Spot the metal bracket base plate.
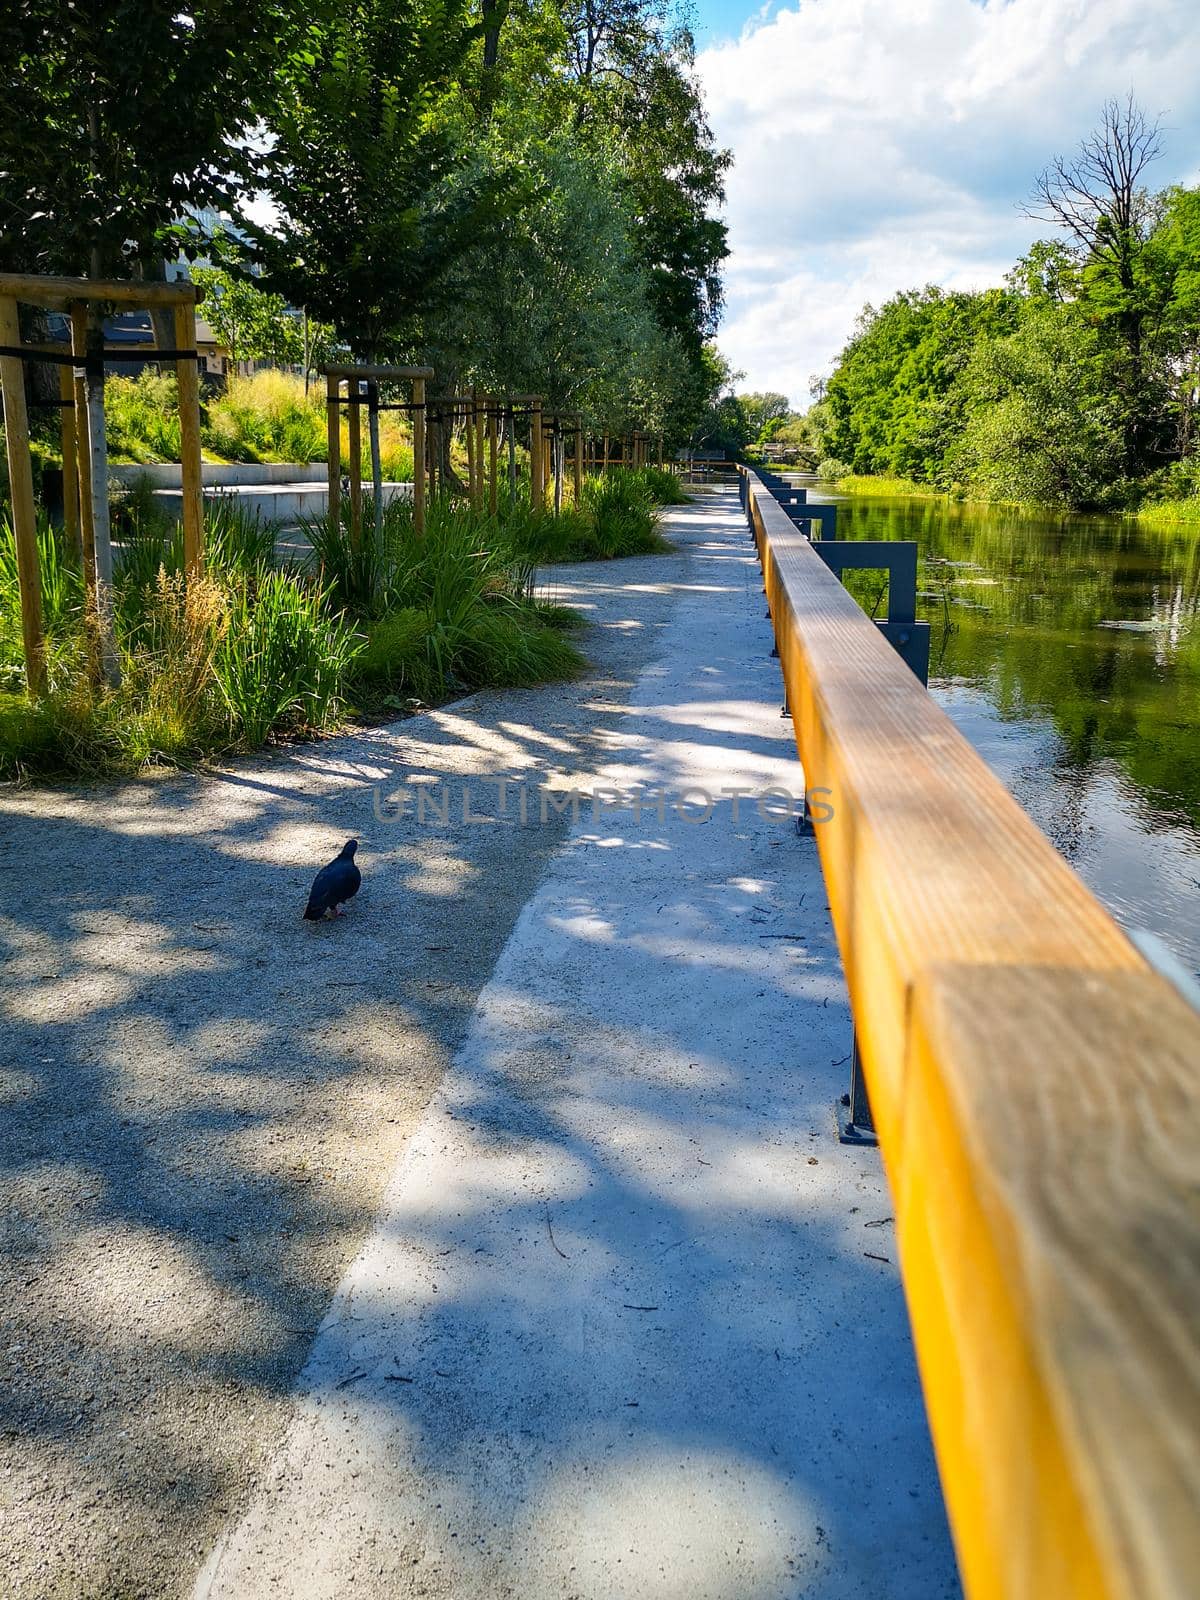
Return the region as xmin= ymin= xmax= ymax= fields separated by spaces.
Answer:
xmin=836 ymin=1096 xmax=879 ymax=1147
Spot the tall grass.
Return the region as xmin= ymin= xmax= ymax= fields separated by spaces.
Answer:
xmin=0 ymin=515 xmax=87 ymax=693
xmin=104 ymin=368 xmax=416 ymax=476
xmin=104 ymin=371 xmax=183 ymax=464
xmin=213 ymin=570 xmax=363 ymax=746
xmin=580 ymin=471 xmax=667 ymax=557
xmin=0 ymin=487 xmax=587 ymax=777
xmin=203 ymin=370 xmax=327 ymax=464
xmin=632 ymin=465 xmax=689 ymax=506
xmin=311 ymin=498 xmax=584 ymax=708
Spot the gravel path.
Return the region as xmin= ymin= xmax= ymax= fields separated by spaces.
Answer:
xmin=197 ymin=489 xmax=956 ymax=1600
xmin=0 ymin=519 xmax=702 ymax=1599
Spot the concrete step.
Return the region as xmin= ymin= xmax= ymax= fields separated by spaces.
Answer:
xmin=110 ymin=461 xmax=328 ymax=489
xmin=150 ymin=480 xmax=414 ymax=524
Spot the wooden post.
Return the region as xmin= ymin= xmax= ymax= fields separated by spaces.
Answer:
xmin=487 ymin=394 xmax=498 ymax=516
xmin=58 ymin=363 xmax=80 ymax=558
xmin=0 ymin=297 xmax=46 ymax=697
xmin=367 ymin=381 xmax=383 ymax=544
xmin=412 ymin=375 xmax=426 ymax=536
xmin=574 ymin=416 xmax=583 ymax=506
xmin=475 ymin=388 xmax=486 ymax=512
xmin=69 ymin=307 xmax=97 ymax=615
xmin=325 ymin=372 xmax=341 ymax=530
xmin=552 ymin=423 xmax=563 ymax=516
xmin=347 ymin=380 xmax=362 ymax=548
xmin=173 ymin=301 xmax=204 ymax=576
xmin=507 ymin=401 xmax=517 ymax=501
xmin=82 ymin=318 xmax=120 ymax=687
xmin=465 ymin=392 xmax=477 ymax=509
xmin=602 ymin=433 xmax=609 ymax=473
xmin=530 ymin=399 xmax=543 ymax=512
xmin=658 ymin=436 xmax=664 ymax=469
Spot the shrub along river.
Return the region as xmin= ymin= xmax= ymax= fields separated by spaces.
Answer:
xmin=800 ymin=482 xmax=1200 ymax=979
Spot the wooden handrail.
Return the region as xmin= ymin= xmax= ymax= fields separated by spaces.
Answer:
xmin=740 ymin=467 xmax=1200 ymax=1600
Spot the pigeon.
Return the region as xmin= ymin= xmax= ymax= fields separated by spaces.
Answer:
xmin=304 ymin=839 xmax=361 ymax=920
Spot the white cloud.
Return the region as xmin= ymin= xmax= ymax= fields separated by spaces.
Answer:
xmin=697 ymin=0 xmax=1200 ymax=404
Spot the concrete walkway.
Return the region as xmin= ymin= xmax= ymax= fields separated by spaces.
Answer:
xmin=196 ymin=490 xmax=960 ymax=1599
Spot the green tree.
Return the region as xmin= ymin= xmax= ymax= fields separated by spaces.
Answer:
xmin=475 ymin=0 xmax=729 ymax=420
xmin=191 ymin=263 xmax=336 ymax=373
xmin=0 ymin=0 xmax=302 ymax=277
xmin=740 ymin=392 xmax=792 ymax=442
xmin=1028 ymin=96 xmax=1165 ymax=470
xmin=1144 ymin=186 xmax=1200 ymax=461
xmin=823 ymin=286 xmax=1016 ymax=482
xmin=950 ymin=299 xmax=1126 ymax=507
xmin=252 ymin=0 xmax=516 ymax=357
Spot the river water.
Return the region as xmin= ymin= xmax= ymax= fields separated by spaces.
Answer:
xmin=794 ymin=480 xmax=1200 ymax=979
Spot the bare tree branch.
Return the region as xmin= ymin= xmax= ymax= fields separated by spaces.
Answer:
xmin=1025 ymin=93 xmax=1163 ymax=274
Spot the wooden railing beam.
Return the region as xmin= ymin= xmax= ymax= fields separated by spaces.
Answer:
xmin=740 ymin=466 xmax=1200 ymax=1600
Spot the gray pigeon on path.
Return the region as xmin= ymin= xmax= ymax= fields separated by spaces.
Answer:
xmin=304 ymin=839 xmax=361 ymax=920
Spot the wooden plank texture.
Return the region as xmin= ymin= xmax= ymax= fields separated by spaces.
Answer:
xmin=0 ymin=297 xmax=46 ymax=695
xmin=318 ymin=363 xmax=434 ymax=380
xmin=0 ymin=271 xmax=200 ymax=309
xmin=742 ymin=469 xmax=1200 ymax=1600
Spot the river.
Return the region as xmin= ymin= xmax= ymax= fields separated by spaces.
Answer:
xmin=794 ymin=479 xmax=1200 ymax=979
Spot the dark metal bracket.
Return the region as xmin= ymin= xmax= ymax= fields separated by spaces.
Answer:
xmin=836 ymin=1039 xmax=878 ymax=1146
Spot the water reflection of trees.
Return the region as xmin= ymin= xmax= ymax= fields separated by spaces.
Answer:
xmin=837 ymin=497 xmax=1200 ymax=826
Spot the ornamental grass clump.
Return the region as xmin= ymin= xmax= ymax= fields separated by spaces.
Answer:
xmin=581 ymin=470 xmax=667 ymax=557
xmin=213 ymin=570 xmax=363 ymax=748
xmin=309 ymin=497 xmax=584 ymax=708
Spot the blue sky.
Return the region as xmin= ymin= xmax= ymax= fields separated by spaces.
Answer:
xmin=693 ymin=0 xmax=1200 ymax=404
xmin=689 ymin=0 xmax=768 ymax=47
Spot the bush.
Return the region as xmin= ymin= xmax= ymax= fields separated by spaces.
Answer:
xmin=105 ymin=371 xmax=183 ymax=463
xmin=355 ymin=607 xmax=443 ymax=705
xmin=581 ymin=471 xmax=667 ymax=557
xmin=308 ymin=498 xmax=584 ymax=709
xmin=204 ymin=370 xmax=327 ymax=464
xmin=632 ymin=465 xmax=688 ymax=505
xmin=213 ymin=569 xmax=364 ymax=747
xmin=102 ymin=368 xmax=416 ymax=473
xmin=816 ymin=457 xmax=852 ymax=483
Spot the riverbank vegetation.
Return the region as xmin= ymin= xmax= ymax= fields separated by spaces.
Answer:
xmin=813 ymin=103 xmax=1200 ymax=515
xmin=745 ymin=101 xmax=1200 ymax=521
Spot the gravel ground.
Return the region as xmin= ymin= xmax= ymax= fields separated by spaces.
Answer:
xmin=0 ymin=511 xmax=708 ymax=1600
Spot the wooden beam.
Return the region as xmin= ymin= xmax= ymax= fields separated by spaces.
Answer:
xmin=573 ymin=414 xmax=583 ymax=506
xmin=465 ymin=390 xmax=478 ymax=510
xmin=69 ymin=307 xmax=98 ymax=640
xmin=173 ymin=302 xmax=204 ymax=576
xmin=0 ymin=271 xmax=201 ymax=310
xmin=743 ymin=467 xmax=1200 ymax=1600
xmin=325 ymin=373 xmax=341 ymax=532
xmin=0 ymin=297 xmax=46 ymax=697
xmin=319 ymin=363 xmax=434 ymax=381
xmin=474 ymin=387 xmax=486 ymax=512
xmin=412 ymin=376 xmax=426 ymax=536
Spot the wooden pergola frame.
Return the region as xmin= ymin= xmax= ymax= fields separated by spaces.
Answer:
xmin=0 ymin=271 xmax=206 ymax=696
xmin=320 ymin=364 xmax=433 ymax=539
